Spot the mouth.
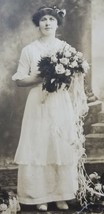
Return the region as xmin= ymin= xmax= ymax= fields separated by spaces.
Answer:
xmin=45 ymin=28 xmax=52 ymax=30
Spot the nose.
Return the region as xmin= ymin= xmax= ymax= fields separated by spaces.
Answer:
xmin=45 ymin=19 xmax=50 ymax=26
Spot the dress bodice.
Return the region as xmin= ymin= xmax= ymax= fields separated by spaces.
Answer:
xmin=12 ymin=38 xmax=65 ymax=81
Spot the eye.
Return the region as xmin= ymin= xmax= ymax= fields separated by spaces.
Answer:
xmin=50 ymin=17 xmax=55 ymax=21
xmin=40 ymin=17 xmax=47 ymax=22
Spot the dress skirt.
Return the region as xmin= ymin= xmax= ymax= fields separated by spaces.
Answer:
xmin=18 ymin=164 xmax=78 ymax=204
xmin=15 ymin=85 xmax=79 ymax=204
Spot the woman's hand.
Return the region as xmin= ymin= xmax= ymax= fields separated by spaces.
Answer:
xmin=16 ymin=74 xmax=42 ymax=87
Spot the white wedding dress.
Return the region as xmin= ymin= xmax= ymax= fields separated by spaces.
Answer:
xmin=12 ymin=38 xmax=88 ymax=204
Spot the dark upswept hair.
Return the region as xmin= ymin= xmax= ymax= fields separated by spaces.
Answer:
xmin=32 ymin=6 xmax=65 ymax=27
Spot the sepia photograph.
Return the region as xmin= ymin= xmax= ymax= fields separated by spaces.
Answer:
xmin=0 ymin=0 xmax=104 ymax=213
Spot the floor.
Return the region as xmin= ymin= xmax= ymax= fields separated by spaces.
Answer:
xmin=1 ymin=199 xmax=104 ymax=213
xmin=19 ymin=201 xmax=104 ymax=214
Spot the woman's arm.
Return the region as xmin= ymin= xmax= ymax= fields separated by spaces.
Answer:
xmin=16 ymin=75 xmax=42 ymax=87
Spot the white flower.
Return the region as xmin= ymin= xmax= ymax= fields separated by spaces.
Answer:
xmin=73 ymin=55 xmax=78 ymax=61
xmin=82 ymin=60 xmax=89 ymax=73
xmin=71 ymin=60 xmax=78 ymax=68
xmin=51 ymin=78 xmax=55 ymax=83
xmin=51 ymin=55 xmax=58 ymax=63
xmin=45 ymin=53 xmax=52 ymax=58
xmin=64 ymin=44 xmax=71 ymax=51
xmin=70 ymin=47 xmax=77 ymax=54
xmin=59 ymin=57 xmax=69 ymax=65
xmin=65 ymin=69 xmax=71 ymax=76
xmin=60 ymin=9 xmax=66 ymax=17
xmin=77 ymin=51 xmax=83 ymax=58
xmin=64 ymin=50 xmax=71 ymax=58
xmin=94 ymin=183 xmax=102 ymax=192
xmin=55 ymin=63 xmax=65 ymax=74
xmin=0 ymin=204 xmax=8 ymax=211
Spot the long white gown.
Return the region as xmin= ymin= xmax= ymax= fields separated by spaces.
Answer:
xmin=12 ymin=38 xmax=88 ymax=204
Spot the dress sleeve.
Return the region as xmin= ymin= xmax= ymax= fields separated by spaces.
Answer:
xmin=12 ymin=47 xmax=31 ymax=81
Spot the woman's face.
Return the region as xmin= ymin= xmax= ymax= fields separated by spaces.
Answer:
xmin=39 ymin=15 xmax=58 ymax=36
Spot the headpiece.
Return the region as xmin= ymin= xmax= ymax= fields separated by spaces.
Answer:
xmin=40 ymin=6 xmax=66 ymax=17
xmin=32 ymin=5 xmax=66 ymax=26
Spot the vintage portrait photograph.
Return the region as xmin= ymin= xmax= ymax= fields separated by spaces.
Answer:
xmin=0 ymin=0 xmax=104 ymax=213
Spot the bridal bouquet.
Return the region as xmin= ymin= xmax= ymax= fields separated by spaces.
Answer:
xmin=38 ymin=43 xmax=89 ymax=92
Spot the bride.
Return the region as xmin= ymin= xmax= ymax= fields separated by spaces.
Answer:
xmin=12 ymin=5 xmax=89 ymax=211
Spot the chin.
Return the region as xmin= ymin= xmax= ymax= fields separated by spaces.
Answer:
xmin=42 ymin=29 xmax=56 ymax=36
xmin=44 ymin=32 xmax=54 ymax=36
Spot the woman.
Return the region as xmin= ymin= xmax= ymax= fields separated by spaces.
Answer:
xmin=12 ymin=6 xmax=89 ymax=211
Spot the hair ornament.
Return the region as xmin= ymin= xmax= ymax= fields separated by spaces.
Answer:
xmin=53 ymin=6 xmax=66 ymax=17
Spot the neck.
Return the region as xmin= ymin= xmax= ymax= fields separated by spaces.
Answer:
xmin=39 ymin=34 xmax=56 ymax=43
